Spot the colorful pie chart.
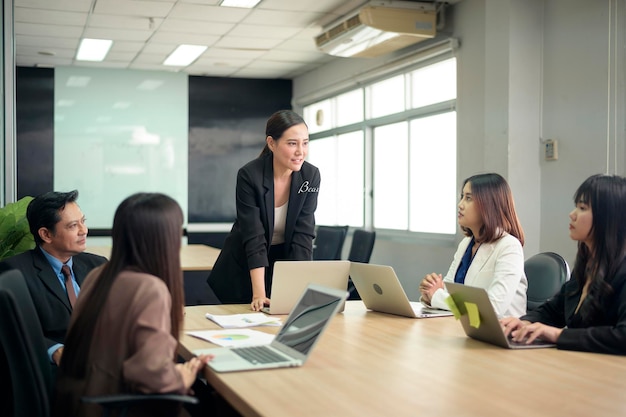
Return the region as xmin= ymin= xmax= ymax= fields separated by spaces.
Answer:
xmin=213 ymin=334 xmax=250 ymax=341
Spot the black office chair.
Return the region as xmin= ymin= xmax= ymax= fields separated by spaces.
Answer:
xmin=346 ymin=229 xmax=376 ymax=300
xmin=0 ymin=269 xmax=197 ymax=417
xmin=524 ymin=252 xmax=570 ymax=311
xmin=348 ymin=229 xmax=376 ymax=264
xmin=313 ymin=225 xmax=349 ymax=260
xmin=0 ymin=269 xmax=54 ymax=417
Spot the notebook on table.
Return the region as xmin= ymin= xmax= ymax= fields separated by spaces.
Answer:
xmin=445 ymin=282 xmax=555 ymax=349
xmin=196 ymin=284 xmax=349 ymax=373
xmin=262 ymin=260 xmax=350 ymax=315
xmin=349 ymin=263 xmax=453 ymax=318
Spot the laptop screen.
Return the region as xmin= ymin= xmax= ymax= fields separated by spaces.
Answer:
xmin=274 ymin=287 xmax=344 ymax=355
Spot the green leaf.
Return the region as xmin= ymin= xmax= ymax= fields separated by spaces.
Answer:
xmin=0 ymin=196 xmax=35 ymax=261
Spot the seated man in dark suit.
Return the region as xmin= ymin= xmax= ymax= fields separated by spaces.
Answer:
xmin=0 ymin=190 xmax=107 ymax=366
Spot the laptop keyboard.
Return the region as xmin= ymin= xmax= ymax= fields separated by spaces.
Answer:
xmin=231 ymin=346 xmax=289 ymax=364
xmin=507 ymin=336 xmax=552 ymax=347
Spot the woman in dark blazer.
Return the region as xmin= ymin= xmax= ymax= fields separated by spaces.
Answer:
xmin=502 ymin=174 xmax=626 ymax=355
xmin=208 ymin=110 xmax=320 ymax=310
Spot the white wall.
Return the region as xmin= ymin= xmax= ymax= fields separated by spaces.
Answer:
xmin=540 ymin=0 xmax=626 ymax=266
xmin=293 ymin=0 xmax=626 ymax=297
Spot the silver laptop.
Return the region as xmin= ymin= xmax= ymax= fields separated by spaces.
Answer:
xmin=196 ymin=284 xmax=348 ymax=372
xmin=262 ymin=260 xmax=350 ymax=315
xmin=349 ymin=263 xmax=453 ymax=318
xmin=445 ymin=282 xmax=555 ymax=349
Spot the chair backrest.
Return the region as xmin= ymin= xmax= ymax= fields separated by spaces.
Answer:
xmin=525 ymin=252 xmax=570 ymax=311
xmin=0 ymin=269 xmax=53 ymax=417
xmin=313 ymin=226 xmax=348 ymax=260
xmin=347 ymin=229 xmax=376 ymax=263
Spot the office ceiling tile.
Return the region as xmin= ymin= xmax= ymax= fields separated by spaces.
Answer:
xmin=228 ymin=23 xmax=302 ymax=39
xmin=243 ymin=9 xmax=325 ymax=27
xmin=93 ymin=0 xmax=175 ymax=17
xmin=149 ymin=31 xmax=220 ymax=45
xmin=14 ymin=9 xmax=87 ymax=26
xmin=17 ymin=0 xmax=92 ymax=13
xmin=16 ymin=22 xmax=83 ymax=38
xmin=201 ymin=47 xmax=266 ymax=60
xmin=83 ymin=27 xmax=154 ymax=42
xmin=213 ymin=36 xmax=281 ymax=50
xmin=109 ymin=41 xmax=146 ymax=53
xmin=14 ymin=0 xmax=455 ymax=79
xmin=169 ymin=3 xmax=251 ymax=22
xmin=159 ymin=18 xmax=235 ymax=35
xmin=88 ymin=15 xmax=164 ymax=31
xmin=17 ymin=45 xmax=76 ymax=59
xmin=16 ymin=35 xmax=80 ymax=49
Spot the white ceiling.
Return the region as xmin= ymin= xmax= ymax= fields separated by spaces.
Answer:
xmin=13 ymin=0 xmax=381 ymax=79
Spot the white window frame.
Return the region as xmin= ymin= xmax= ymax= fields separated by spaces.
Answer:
xmin=304 ymin=50 xmax=457 ymax=241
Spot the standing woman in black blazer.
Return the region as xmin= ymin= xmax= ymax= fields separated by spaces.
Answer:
xmin=208 ymin=110 xmax=320 ymax=310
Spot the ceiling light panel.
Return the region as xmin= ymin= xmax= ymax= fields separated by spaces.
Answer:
xmin=163 ymin=44 xmax=208 ymax=66
xmin=220 ymin=0 xmax=262 ymax=9
xmin=76 ymin=38 xmax=113 ymax=61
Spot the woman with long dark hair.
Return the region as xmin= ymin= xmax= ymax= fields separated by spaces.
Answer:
xmin=208 ymin=110 xmax=320 ymax=311
xmin=503 ymin=174 xmax=626 ymax=354
xmin=419 ymin=173 xmax=527 ymax=317
xmin=55 ymin=193 xmax=209 ymax=416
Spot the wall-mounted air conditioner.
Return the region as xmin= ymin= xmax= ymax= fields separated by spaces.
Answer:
xmin=315 ymin=1 xmax=437 ymax=58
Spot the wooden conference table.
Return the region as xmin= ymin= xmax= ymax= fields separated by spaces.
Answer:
xmin=86 ymin=244 xmax=220 ymax=271
xmin=179 ymin=302 xmax=626 ymax=417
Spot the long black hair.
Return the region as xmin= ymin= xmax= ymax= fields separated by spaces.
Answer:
xmin=59 ymin=193 xmax=184 ymax=378
xmin=571 ymin=174 xmax=626 ymax=323
xmin=259 ymin=110 xmax=307 ymax=157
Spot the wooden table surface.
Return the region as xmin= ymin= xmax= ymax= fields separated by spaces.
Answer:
xmin=179 ymin=302 xmax=626 ymax=417
xmin=86 ymin=244 xmax=220 ymax=271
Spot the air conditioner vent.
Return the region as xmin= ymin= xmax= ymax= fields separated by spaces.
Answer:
xmin=315 ymin=1 xmax=437 ymax=58
xmin=345 ymin=15 xmax=362 ymax=31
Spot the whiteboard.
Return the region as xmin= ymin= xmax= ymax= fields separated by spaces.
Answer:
xmin=54 ymin=67 xmax=188 ymax=228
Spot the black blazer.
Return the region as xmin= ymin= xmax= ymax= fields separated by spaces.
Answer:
xmin=208 ymin=153 xmax=320 ymax=303
xmin=0 ymin=247 xmax=107 ymax=350
xmin=522 ymin=259 xmax=626 ymax=355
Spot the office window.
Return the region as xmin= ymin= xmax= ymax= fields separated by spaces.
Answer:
xmin=307 ymin=131 xmax=364 ymax=227
xmin=410 ymin=58 xmax=457 ymax=109
xmin=307 ymin=136 xmax=335 ymax=225
xmin=368 ymin=74 xmax=405 ymax=118
xmin=305 ymin=56 xmax=457 ymax=235
xmin=409 ymin=112 xmax=457 ymax=234
xmin=373 ymin=122 xmax=408 ymax=229
xmin=336 ymin=89 xmax=364 ymax=127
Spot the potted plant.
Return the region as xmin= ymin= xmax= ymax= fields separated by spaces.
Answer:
xmin=0 ymin=196 xmax=35 ymax=261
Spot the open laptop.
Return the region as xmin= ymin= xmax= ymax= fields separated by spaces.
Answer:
xmin=349 ymin=263 xmax=453 ymax=318
xmin=196 ymin=284 xmax=348 ymax=372
xmin=445 ymin=282 xmax=555 ymax=349
xmin=262 ymin=260 xmax=350 ymax=315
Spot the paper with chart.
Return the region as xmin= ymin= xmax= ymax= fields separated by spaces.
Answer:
xmin=187 ymin=329 xmax=275 ymax=347
xmin=205 ymin=312 xmax=282 ymax=328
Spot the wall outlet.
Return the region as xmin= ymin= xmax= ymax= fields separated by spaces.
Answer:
xmin=545 ymin=139 xmax=558 ymax=161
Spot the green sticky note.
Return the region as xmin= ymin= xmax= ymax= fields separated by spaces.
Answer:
xmin=444 ymin=296 xmax=461 ymax=319
xmin=465 ymin=302 xmax=481 ymax=328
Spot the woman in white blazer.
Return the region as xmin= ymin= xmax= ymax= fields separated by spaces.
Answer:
xmin=419 ymin=173 xmax=527 ymax=317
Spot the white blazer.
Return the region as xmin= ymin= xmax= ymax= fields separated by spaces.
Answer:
xmin=430 ymin=233 xmax=527 ymax=317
